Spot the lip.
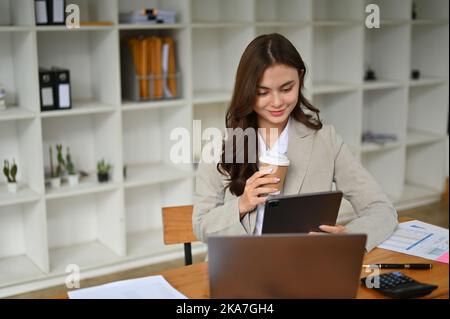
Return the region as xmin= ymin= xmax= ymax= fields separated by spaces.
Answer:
xmin=269 ymin=109 xmax=286 ymax=117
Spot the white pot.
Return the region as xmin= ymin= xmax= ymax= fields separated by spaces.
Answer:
xmin=50 ymin=177 xmax=61 ymax=188
xmin=7 ymin=182 xmax=17 ymax=194
xmin=68 ymin=174 xmax=79 ymax=187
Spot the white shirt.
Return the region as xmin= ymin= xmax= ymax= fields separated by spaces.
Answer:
xmin=253 ymin=118 xmax=290 ymax=235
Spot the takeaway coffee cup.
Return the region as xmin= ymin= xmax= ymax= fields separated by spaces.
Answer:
xmin=258 ymin=150 xmax=290 ymax=194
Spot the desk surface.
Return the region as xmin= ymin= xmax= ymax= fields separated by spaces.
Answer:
xmin=61 ymin=218 xmax=449 ymax=299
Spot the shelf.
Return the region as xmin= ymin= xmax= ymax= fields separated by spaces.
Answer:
xmin=0 ymin=184 xmax=41 ymax=208
xmin=49 ymin=240 xmax=120 ymax=274
xmin=406 ymin=130 xmax=446 ymax=147
xmin=393 ymin=183 xmax=442 ymax=208
xmin=118 ymin=23 xmax=187 ymax=30
xmin=45 ymin=175 xmax=119 ymax=200
xmin=0 ymin=26 xmax=30 ymax=32
xmin=0 ymin=107 xmax=35 ymax=121
xmin=192 ymin=22 xmax=252 ymax=28
xmin=193 ymin=90 xmax=232 ymax=104
xmin=312 ymin=82 xmax=359 ymax=95
xmin=313 ymin=20 xmax=362 ymax=27
xmin=127 ymin=228 xmax=207 ymax=259
xmin=361 ymin=141 xmax=403 ymax=153
xmin=409 ymin=77 xmax=447 ymax=87
xmin=412 ymin=19 xmax=449 ymax=26
xmin=40 ymin=101 xmax=116 ymax=118
xmin=0 ymin=255 xmax=46 ymax=289
xmin=254 ymin=21 xmax=309 ymax=28
xmin=362 ymin=80 xmax=404 ymax=91
xmin=378 ymin=20 xmax=410 ymax=26
xmin=121 ymin=99 xmax=186 ymax=112
xmin=36 ymin=25 xmax=114 ymax=32
xmin=124 ymin=163 xmax=193 ymax=189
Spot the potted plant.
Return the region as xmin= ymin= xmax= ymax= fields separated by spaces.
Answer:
xmin=49 ymin=145 xmax=64 ymax=188
xmin=3 ymin=159 xmax=18 ymax=193
xmin=97 ymin=159 xmax=111 ymax=183
xmin=65 ymin=147 xmax=79 ymax=186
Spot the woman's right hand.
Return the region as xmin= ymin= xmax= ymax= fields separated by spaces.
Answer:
xmin=238 ymin=169 xmax=280 ymax=218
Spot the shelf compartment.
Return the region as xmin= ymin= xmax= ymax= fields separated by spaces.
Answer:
xmin=406 ymin=130 xmax=446 ymax=147
xmin=0 ymin=0 xmax=34 ymax=27
xmin=0 ymin=31 xmax=39 ymax=113
xmin=362 ymin=146 xmax=406 ymax=199
xmin=408 ymin=84 xmax=448 ymax=136
xmin=411 ymin=24 xmax=449 ymax=80
xmin=313 ymin=26 xmax=363 ymax=85
xmin=0 ymin=107 xmax=35 ymax=122
xmin=124 ymin=162 xmax=193 ymax=189
xmin=118 ymin=0 xmax=190 ymax=24
xmin=363 ymin=87 xmax=408 ymax=145
xmin=364 ymin=24 xmax=410 ymax=82
xmin=37 ymin=29 xmax=121 ymax=108
xmin=46 ymin=191 xmax=125 ymax=273
xmin=256 ymin=0 xmax=311 ymax=23
xmin=42 ymin=112 xmax=123 ymax=188
xmin=191 ymin=0 xmax=253 ymax=23
xmin=405 ymin=140 xmax=447 ymax=192
xmin=413 ymin=0 xmax=449 ymax=20
xmin=0 ymin=201 xmax=49 ymax=288
xmin=0 ymin=184 xmax=41 ymax=208
xmin=313 ymin=91 xmax=362 ymax=148
xmin=394 ymin=183 xmax=443 ymax=209
xmin=314 ymin=0 xmax=364 ymax=21
xmin=192 ymin=27 xmax=254 ymax=97
xmin=361 ymin=141 xmax=403 ymax=153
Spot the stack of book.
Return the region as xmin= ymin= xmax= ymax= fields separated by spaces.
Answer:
xmin=120 ymin=8 xmax=177 ymax=24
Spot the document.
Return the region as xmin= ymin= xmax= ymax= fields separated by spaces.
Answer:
xmin=68 ymin=275 xmax=188 ymax=299
xmin=378 ymin=220 xmax=449 ymax=263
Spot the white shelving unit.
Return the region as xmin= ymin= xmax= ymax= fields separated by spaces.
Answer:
xmin=0 ymin=0 xmax=447 ymax=297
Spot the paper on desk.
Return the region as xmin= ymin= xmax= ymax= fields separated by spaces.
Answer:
xmin=378 ymin=220 xmax=449 ymax=263
xmin=68 ymin=275 xmax=187 ymax=299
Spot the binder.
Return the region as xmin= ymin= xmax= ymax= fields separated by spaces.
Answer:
xmin=149 ymin=36 xmax=163 ymax=98
xmin=162 ymin=37 xmax=177 ymax=97
xmin=49 ymin=0 xmax=65 ymax=25
xmin=51 ymin=67 xmax=72 ymax=109
xmin=39 ymin=68 xmax=56 ymax=111
xmin=35 ymin=0 xmax=49 ymax=25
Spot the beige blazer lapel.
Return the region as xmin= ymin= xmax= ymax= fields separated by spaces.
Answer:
xmin=283 ymin=120 xmax=315 ymax=195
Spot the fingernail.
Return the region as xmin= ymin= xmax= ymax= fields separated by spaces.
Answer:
xmin=273 ymin=188 xmax=278 ymax=192
xmin=275 ymin=178 xmax=280 ymax=182
xmin=268 ymin=168 xmax=273 ymax=173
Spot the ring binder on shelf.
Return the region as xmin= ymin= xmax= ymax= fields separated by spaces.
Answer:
xmin=39 ymin=68 xmax=56 ymax=111
xmin=52 ymin=67 xmax=72 ymax=110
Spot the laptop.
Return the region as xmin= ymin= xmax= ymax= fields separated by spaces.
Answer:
xmin=208 ymin=234 xmax=367 ymax=299
xmin=262 ymin=191 xmax=343 ymax=234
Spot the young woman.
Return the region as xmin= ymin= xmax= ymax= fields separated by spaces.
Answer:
xmin=192 ymin=33 xmax=397 ymax=252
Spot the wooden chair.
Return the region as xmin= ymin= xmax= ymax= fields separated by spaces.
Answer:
xmin=162 ymin=205 xmax=198 ymax=265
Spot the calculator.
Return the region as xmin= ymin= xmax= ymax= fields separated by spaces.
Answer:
xmin=361 ymin=271 xmax=438 ymax=298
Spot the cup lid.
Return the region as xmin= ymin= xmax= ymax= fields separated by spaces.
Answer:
xmin=259 ymin=150 xmax=290 ymax=166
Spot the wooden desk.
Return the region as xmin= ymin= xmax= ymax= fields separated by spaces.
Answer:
xmin=150 ymin=247 xmax=449 ymax=299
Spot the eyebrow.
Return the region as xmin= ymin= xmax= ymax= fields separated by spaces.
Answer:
xmin=258 ymin=80 xmax=295 ymax=90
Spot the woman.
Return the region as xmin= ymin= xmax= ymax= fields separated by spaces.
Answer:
xmin=193 ymin=33 xmax=397 ymax=252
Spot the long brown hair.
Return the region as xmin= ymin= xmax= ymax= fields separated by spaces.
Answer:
xmin=217 ymin=33 xmax=322 ymax=196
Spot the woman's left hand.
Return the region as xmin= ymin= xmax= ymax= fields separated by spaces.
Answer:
xmin=309 ymin=225 xmax=347 ymax=235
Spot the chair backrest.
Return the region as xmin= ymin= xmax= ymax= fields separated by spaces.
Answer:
xmin=162 ymin=205 xmax=198 ymax=265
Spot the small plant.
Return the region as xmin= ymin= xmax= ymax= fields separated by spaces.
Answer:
xmin=3 ymin=159 xmax=17 ymax=183
xmin=97 ymin=159 xmax=111 ymax=183
xmin=3 ymin=159 xmax=18 ymax=193
xmin=65 ymin=147 xmax=76 ymax=175
xmin=56 ymin=144 xmax=65 ymax=178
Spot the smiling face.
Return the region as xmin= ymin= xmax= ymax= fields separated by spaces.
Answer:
xmin=254 ymin=64 xmax=300 ymax=130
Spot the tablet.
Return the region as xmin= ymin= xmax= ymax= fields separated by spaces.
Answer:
xmin=261 ymin=191 xmax=343 ymax=234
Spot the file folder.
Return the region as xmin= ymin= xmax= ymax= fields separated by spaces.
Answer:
xmin=149 ymin=36 xmax=163 ymax=98
xmin=162 ymin=37 xmax=177 ymax=97
xmin=35 ymin=0 xmax=49 ymax=25
xmin=39 ymin=68 xmax=56 ymax=111
xmin=49 ymin=0 xmax=65 ymax=25
xmin=52 ymin=67 xmax=72 ymax=109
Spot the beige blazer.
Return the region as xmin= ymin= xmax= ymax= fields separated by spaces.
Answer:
xmin=193 ymin=119 xmax=398 ymax=252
